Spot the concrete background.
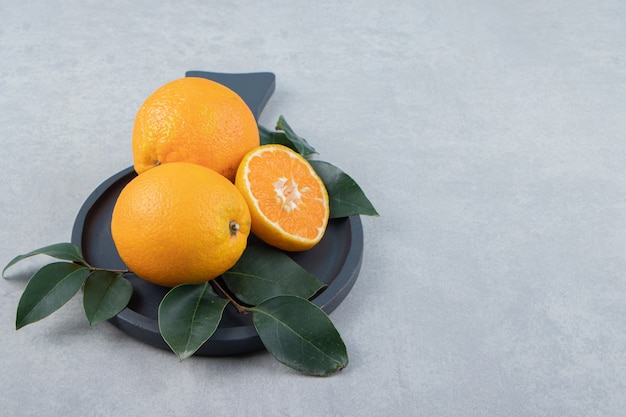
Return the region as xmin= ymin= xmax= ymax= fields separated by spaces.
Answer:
xmin=2 ymin=1 xmax=626 ymax=416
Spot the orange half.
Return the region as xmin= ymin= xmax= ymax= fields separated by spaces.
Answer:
xmin=235 ymin=144 xmax=330 ymax=251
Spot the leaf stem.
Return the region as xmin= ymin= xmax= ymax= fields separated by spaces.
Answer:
xmin=87 ymin=266 xmax=130 ymax=275
xmin=211 ymin=280 xmax=248 ymax=315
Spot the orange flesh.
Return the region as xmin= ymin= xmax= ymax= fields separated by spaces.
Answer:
xmin=247 ymin=149 xmax=327 ymax=240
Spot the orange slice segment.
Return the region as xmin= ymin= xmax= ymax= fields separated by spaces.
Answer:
xmin=235 ymin=144 xmax=330 ymax=251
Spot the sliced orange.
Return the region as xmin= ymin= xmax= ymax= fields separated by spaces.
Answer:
xmin=235 ymin=144 xmax=330 ymax=251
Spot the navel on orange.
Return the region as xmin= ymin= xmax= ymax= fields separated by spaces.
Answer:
xmin=110 ymin=162 xmax=251 ymax=287
xmin=235 ymin=144 xmax=330 ymax=252
xmin=132 ymin=77 xmax=259 ymax=182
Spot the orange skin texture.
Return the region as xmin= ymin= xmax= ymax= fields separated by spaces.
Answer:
xmin=132 ymin=77 xmax=260 ymax=182
xmin=235 ymin=144 xmax=329 ymax=252
xmin=111 ymin=162 xmax=251 ymax=287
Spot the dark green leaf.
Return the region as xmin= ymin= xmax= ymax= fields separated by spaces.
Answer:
xmin=252 ymin=295 xmax=348 ymax=376
xmin=309 ymin=160 xmax=379 ymax=218
xmin=16 ymin=262 xmax=88 ymax=329
xmin=158 ymin=283 xmax=229 ymax=360
xmin=83 ymin=270 xmax=133 ymax=325
xmin=3 ymin=242 xmax=88 ymax=277
xmin=276 ymin=116 xmax=317 ymax=156
xmin=259 ymin=125 xmax=292 ymax=149
xmin=259 ymin=125 xmax=309 ymax=155
xmin=259 ymin=117 xmax=317 ymax=157
xmin=222 ymin=244 xmax=326 ymax=306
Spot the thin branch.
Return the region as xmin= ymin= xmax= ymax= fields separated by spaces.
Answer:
xmin=211 ymin=280 xmax=248 ymax=314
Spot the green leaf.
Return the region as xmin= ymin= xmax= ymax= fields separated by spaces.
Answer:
xmin=158 ymin=283 xmax=229 ymax=360
xmin=259 ymin=116 xmax=317 ymax=157
xmin=16 ymin=262 xmax=88 ymax=329
xmin=275 ymin=116 xmax=317 ymax=156
xmin=222 ymin=244 xmax=326 ymax=306
xmin=252 ymin=295 xmax=348 ymax=376
xmin=3 ymin=242 xmax=88 ymax=277
xmin=309 ymin=160 xmax=379 ymax=218
xmin=83 ymin=270 xmax=133 ymax=325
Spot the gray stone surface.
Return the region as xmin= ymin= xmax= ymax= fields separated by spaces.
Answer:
xmin=2 ymin=1 xmax=626 ymax=415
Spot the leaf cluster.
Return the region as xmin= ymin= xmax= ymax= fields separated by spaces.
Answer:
xmin=3 ymin=116 xmax=377 ymax=377
xmin=159 ymin=244 xmax=347 ymax=375
xmin=3 ymin=243 xmax=132 ymax=329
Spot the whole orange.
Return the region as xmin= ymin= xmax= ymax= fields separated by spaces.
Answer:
xmin=110 ymin=162 xmax=251 ymax=287
xmin=132 ymin=77 xmax=260 ymax=182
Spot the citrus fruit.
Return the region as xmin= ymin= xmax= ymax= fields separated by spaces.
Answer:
xmin=110 ymin=162 xmax=251 ymax=287
xmin=235 ymin=144 xmax=330 ymax=252
xmin=132 ymin=77 xmax=259 ymax=182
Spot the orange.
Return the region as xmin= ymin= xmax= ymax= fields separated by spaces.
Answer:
xmin=132 ymin=77 xmax=259 ymax=182
xmin=235 ymin=144 xmax=329 ymax=252
xmin=110 ymin=162 xmax=251 ymax=287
